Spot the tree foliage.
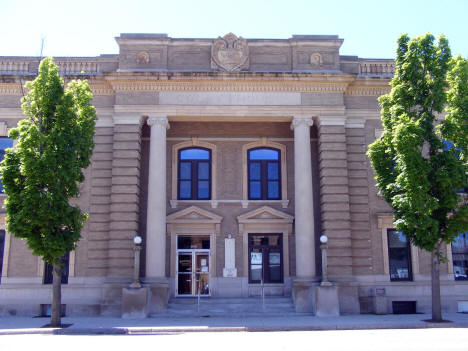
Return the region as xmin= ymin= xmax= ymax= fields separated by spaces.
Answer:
xmin=368 ymin=34 xmax=468 ymax=255
xmin=1 ymin=57 xmax=96 ymax=266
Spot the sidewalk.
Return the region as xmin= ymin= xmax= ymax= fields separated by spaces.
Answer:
xmin=1 ymin=313 xmax=468 ymax=335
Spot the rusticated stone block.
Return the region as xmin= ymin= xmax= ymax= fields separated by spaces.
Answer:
xmin=109 ymin=220 xmax=138 ymax=231
xmin=320 ymin=168 xmax=349 ymax=177
xmin=319 ymin=159 xmax=348 ymax=169
xmin=320 ymin=194 xmax=350 ymax=204
xmin=320 ymin=185 xmax=349 ymax=194
xmin=110 ymin=212 xmax=139 ymax=222
xmin=319 ymin=142 xmax=347 ymax=151
xmin=92 ymin=160 xmax=113 ymax=169
xmin=320 ymin=176 xmax=349 ymax=185
xmin=319 ymin=134 xmax=346 ymax=143
xmin=319 ymin=150 xmax=347 ymax=160
xmin=112 ymin=158 xmax=141 ymax=168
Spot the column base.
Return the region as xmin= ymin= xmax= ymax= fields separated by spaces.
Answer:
xmin=292 ymin=278 xmax=320 ymax=313
xmin=121 ymin=287 xmax=149 ymax=319
xmin=315 ymin=284 xmax=340 ymax=317
xmin=146 ymin=280 xmax=169 ymax=314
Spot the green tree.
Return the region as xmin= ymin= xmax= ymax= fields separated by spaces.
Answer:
xmin=368 ymin=34 xmax=468 ymax=322
xmin=0 ymin=58 xmax=96 ymax=327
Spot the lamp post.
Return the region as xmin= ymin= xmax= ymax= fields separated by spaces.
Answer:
xmin=130 ymin=236 xmax=142 ymax=288
xmin=320 ymin=235 xmax=332 ymax=287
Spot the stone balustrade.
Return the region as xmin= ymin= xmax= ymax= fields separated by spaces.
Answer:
xmin=56 ymin=60 xmax=100 ymax=75
xmin=0 ymin=60 xmax=30 ymax=73
xmin=359 ymin=60 xmax=395 ymax=77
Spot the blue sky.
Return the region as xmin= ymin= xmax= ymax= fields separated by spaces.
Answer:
xmin=1 ymin=0 xmax=467 ymax=59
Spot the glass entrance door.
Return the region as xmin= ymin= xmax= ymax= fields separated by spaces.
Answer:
xmin=176 ymin=235 xmax=210 ymax=296
xmin=248 ymin=234 xmax=283 ymax=284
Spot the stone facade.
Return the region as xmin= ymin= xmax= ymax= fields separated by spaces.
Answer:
xmin=0 ymin=33 xmax=466 ymax=316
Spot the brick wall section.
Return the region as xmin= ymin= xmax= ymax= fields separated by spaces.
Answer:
xmin=346 ymin=127 xmax=372 ymax=275
xmin=87 ymin=127 xmax=113 ymax=276
xmin=107 ymin=123 xmax=142 ymax=277
xmin=318 ymin=124 xmax=352 ymax=277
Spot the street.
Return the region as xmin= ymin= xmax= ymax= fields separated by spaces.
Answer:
xmin=1 ymin=328 xmax=467 ymax=351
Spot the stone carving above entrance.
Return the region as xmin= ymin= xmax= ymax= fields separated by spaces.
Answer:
xmin=136 ymin=51 xmax=150 ymax=64
xmin=211 ymin=33 xmax=249 ymax=72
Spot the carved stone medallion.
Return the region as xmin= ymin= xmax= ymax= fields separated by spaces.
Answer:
xmin=211 ymin=33 xmax=249 ymax=72
xmin=310 ymin=53 xmax=323 ymax=68
xmin=136 ymin=51 xmax=150 ymax=64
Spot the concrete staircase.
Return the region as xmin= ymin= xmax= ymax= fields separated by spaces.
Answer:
xmin=156 ymin=297 xmax=302 ymax=317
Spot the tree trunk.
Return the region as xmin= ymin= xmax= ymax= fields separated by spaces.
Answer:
xmin=431 ymin=250 xmax=443 ymax=322
xmin=50 ymin=264 xmax=62 ymax=327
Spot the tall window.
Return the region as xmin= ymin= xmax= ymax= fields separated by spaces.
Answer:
xmin=248 ymin=148 xmax=281 ymax=200
xmin=387 ymin=229 xmax=412 ymax=281
xmin=0 ymin=230 xmax=5 ymax=283
xmin=0 ymin=138 xmax=13 ymax=192
xmin=178 ymin=148 xmax=211 ymax=200
xmin=44 ymin=253 xmax=70 ymax=285
xmin=248 ymin=234 xmax=283 ymax=284
xmin=452 ymin=232 xmax=468 ymax=280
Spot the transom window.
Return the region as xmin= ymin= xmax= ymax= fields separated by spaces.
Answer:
xmin=248 ymin=148 xmax=281 ymax=200
xmin=387 ymin=229 xmax=412 ymax=281
xmin=178 ymin=147 xmax=211 ymax=200
xmin=452 ymin=232 xmax=468 ymax=280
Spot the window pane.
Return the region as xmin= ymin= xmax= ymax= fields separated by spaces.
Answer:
xmin=249 ymin=162 xmax=261 ymax=180
xmin=269 ymin=252 xmax=281 ymax=282
xmin=452 ymin=233 xmax=468 ymax=280
xmin=179 ymin=180 xmax=192 ymax=199
xmin=198 ymin=162 xmax=209 ymax=180
xmin=180 ymin=148 xmax=210 ymax=160
xmin=179 ymin=162 xmax=191 ymax=179
xmin=198 ymin=181 xmax=209 ymax=199
xmin=177 ymin=236 xmax=210 ymax=250
xmin=267 ymin=181 xmax=279 ymax=199
xmin=0 ymin=138 xmax=12 ymax=149
xmin=249 ymin=181 xmax=261 ymax=199
xmin=267 ymin=162 xmax=279 ymax=180
xmin=249 ymin=148 xmax=279 ymax=160
xmin=388 ymin=230 xmax=407 ymax=248
xmin=388 ymin=230 xmax=411 ymax=281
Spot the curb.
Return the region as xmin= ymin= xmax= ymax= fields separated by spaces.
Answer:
xmin=1 ymin=322 xmax=468 ymax=335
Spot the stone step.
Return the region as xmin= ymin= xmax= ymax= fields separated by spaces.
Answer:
xmin=157 ymin=297 xmax=300 ymax=317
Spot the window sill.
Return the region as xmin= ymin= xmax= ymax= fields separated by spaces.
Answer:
xmin=170 ymin=199 xmax=289 ymax=209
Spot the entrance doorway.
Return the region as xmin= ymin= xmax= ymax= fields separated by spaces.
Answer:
xmin=176 ymin=235 xmax=210 ymax=296
xmin=248 ymin=233 xmax=283 ymax=284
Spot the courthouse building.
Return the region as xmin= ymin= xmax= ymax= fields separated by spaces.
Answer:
xmin=0 ymin=33 xmax=467 ymax=316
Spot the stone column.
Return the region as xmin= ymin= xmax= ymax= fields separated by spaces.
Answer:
xmin=145 ymin=116 xmax=169 ymax=280
xmin=291 ymin=117 xmax=316 ymax=278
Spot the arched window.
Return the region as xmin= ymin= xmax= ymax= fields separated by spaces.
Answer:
xmin=178 ymin=147 xmax=211 ymax=200
xmin=248 ymin=148 xmax=281 ymax=200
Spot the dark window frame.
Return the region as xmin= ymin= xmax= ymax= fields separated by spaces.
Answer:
xmin=248 ymin=233 xmax=283 ymax=284
xmin=247 ymin=147 xmax=281 ymax=200
xmin=387 ymin=229 xmax=413 ymax=282
xmin=452 ymin=232 xmax=468 ymax=281
xmin=177 ymin=147 xmax=212 ymax=200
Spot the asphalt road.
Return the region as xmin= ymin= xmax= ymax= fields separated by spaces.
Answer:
xmin=1 ymin=328 xmax=467 ymax=351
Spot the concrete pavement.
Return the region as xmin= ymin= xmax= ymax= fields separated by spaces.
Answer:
xmin=1 ymin=312 xmax=468 ymax=335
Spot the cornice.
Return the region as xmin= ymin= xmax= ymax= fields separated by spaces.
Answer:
xmin=344 ymin=85 xmax=391 ymax=96
xmin=108 ymin=79 xmax=351 ymax=94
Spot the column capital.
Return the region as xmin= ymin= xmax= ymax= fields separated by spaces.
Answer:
xmin=147 ymin=116 xmax=170 ymax=129
xmin=290 ymin=117 xmax=314 ymax=131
